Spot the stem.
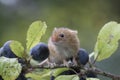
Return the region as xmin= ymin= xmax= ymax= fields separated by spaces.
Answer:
xmin=85 ymin=67 xmax=120 ymax=80
xmin=31 ymin=65 xmax=120 ymax=80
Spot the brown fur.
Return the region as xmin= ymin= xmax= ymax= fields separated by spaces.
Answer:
xmin=48 ymin=27 xmax=80 ymax=66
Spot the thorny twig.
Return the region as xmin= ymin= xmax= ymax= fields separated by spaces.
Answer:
xmin=31 ymin=65 xmax=120 ymax=80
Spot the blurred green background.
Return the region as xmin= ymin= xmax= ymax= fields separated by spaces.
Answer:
xmin=0 ymin=0 xmax=120 ymax=79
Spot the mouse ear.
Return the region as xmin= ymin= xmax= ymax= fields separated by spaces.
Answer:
xmin=54 ymin=27 xmax=57 ymax=31
xmin=70 ymin=30 xmax=78 ymax=34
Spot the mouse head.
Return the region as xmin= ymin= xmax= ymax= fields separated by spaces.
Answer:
xmin=51 ymin=27 xmax=78 ymax=45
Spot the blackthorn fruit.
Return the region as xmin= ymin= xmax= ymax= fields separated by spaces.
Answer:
xmin=30 ymin=42 xmax=49 ymax=62
xmin=58 ymin=70 xmax=76 ymax=75
xmin=77 ymin=48 xmax=89 ymax=65
xmin=0 ymin=76 xmax=3 ymax=80
xmin=80 ymin=77 xmax=86 ymax=80
xmin=86 ymin=71 xmax=97 ymax=78
xmin=50 ymin=76 xmax=55 ymax=80
xmin=16 ymin=72 xmax=27 ymax=80
xmin=0 ymin=40 xmax=17 ymax=58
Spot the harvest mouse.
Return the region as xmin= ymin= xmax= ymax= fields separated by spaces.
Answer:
xmin=48 ymin=27 xmax=80 ymax=67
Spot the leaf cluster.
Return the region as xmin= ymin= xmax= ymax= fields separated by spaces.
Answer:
xmin=0 ymin=21 xmax=120 ymax=80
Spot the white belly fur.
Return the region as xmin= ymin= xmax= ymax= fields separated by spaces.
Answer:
xmin=56 ymin=46 xmax=74 ymax=59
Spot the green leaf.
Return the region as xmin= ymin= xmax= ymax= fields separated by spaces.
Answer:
xmin=25 ymin=68 xmax=69 ymax=80
xmin=26 ymin=21 xmax=47 ymax=52
xmin=55 ymin=75 xmax=79 ymax=80
xmin=86 ymin=78 xmax=100 ymax=80
xmin=0 ymin=57 xmax=22 ymax=80
xmin=25 ymin=69 xmax=51 ymax=80
xmin=53 ymin=68 xmax=69 ymax=77
xmin=30 ymin=59 xmax=40 ymax=67
xmin=94 ymin=21 xmax=120 ymax=61
xmin=10 ymin=40 xmax=25 ymax=58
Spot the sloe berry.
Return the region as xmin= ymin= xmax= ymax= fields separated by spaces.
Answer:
xmin=30 ymin=42 xmax=49 ymax=62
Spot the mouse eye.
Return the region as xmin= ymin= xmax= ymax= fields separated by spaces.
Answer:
xmin=59 ymin=33 xmax=64 ymax=38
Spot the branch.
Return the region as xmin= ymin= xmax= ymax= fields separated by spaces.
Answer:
xmin=31 ymin=65 xmax=80 ymax=69
xmin=30 ymin=65 xmax=120 ymax=80
xmin=85 ymin=67 xmax=120 ymax=80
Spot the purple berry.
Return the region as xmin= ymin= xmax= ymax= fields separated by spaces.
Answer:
xmin=77 ymin=48 xmax=89 ymax=65
xmin=30 ymin=42 xmax=49 ymax=62
xmin=0 ymin=41 xmax=17 ymax=58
